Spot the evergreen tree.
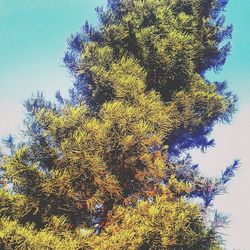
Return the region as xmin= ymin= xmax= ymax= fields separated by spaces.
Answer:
xmin=0 ymin=0 xmax=238 ymax=249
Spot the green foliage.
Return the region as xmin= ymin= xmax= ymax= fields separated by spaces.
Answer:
xmin=0 ymin=217 xmax=86 ymax=250
xmin=85 ymin=193 xmax=220 ymax=250
xmin=0 ymin=0 xmax=237 ymax=249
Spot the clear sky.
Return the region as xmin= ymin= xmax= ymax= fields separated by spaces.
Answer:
xmin=0 ymin=1 xmax=249 ymax=249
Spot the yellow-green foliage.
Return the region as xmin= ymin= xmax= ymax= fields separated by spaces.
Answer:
xmin=85 ymin=193 xmax=218 ymax=250
xmin=0 ymin=217 xmax=86 ymax=250
xmin=0 ymin=195 xmax=220 ymax=250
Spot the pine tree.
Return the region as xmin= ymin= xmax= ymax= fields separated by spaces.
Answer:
xmin=0 ymin=0 xmax=238 ymax=249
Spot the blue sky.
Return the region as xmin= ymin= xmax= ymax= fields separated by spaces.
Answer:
xmin=0 ymin=0 xmax=105 ymax=135
xmin=0 ymin=1 xmax=249 ymax=249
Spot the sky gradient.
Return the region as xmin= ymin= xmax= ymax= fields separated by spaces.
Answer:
xmin=0 ymin=1 xmax=249 ymax=249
